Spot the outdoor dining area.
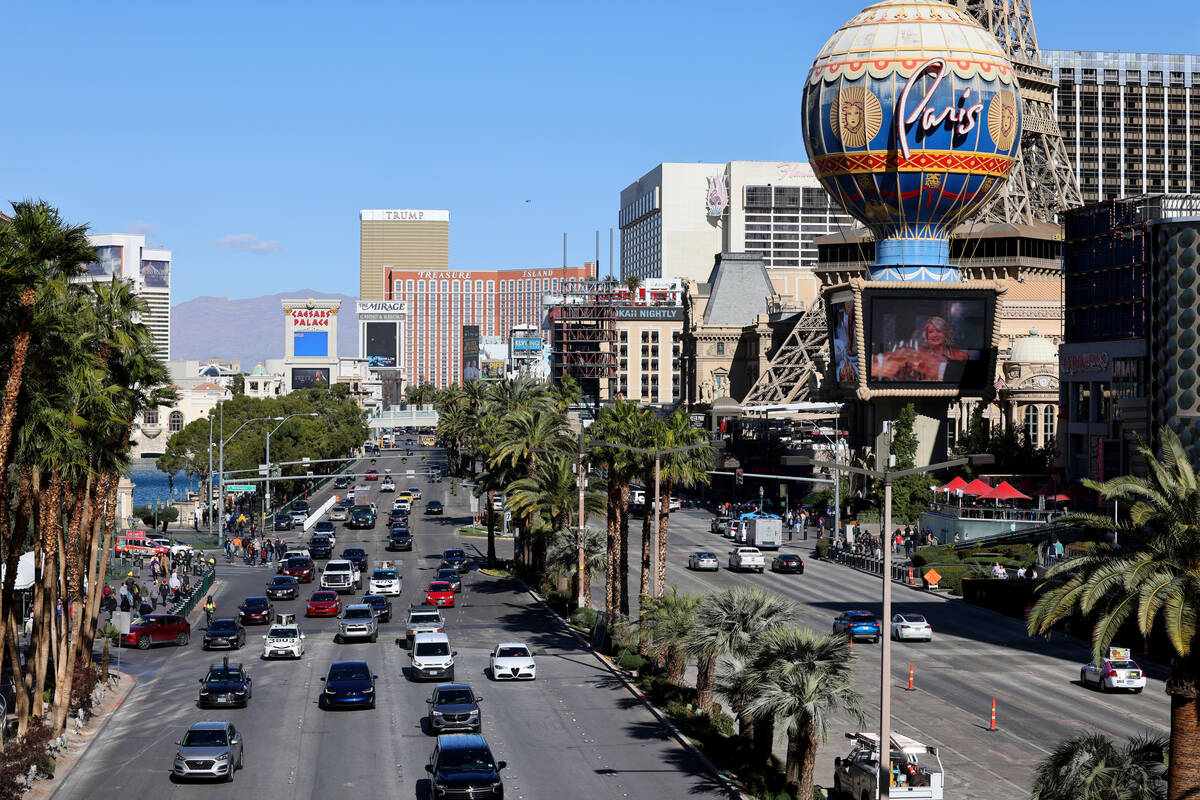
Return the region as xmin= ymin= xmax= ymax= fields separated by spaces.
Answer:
xmin=921 ymin=476 xmax=1096 ymax=543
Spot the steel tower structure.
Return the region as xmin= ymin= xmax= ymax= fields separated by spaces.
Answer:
xmin=739 ymin=0 xmax=1079 ymax=408
xmin=955 ymin=0 xmax=1083 ymax=224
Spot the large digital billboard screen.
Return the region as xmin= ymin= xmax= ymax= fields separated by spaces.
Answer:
xmin=462 ymin=325 xmax=480 ymax=382
xmin=293 ymin=331 xmax=328 ymax=358
xmin=83 ymin=245 xmax=123 ymax=279
xmin=512 ymin=337 xmax=542 ymax=352
xmin=829 ymin=292 xmax=859 ymax=387
xmin=291 ymin=368 xmax=330 ymax=390
xmin=865 ymin=291 xmax=993 ymax=389
xmin=365 ymin=322 xmax=397 ymax=367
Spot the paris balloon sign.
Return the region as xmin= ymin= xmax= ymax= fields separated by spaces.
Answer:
xmin=803 ymin=0 xmax=1021 ymax=282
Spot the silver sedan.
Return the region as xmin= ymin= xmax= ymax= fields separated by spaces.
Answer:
xmin=687 ymin=551 xmax=720 ymax=571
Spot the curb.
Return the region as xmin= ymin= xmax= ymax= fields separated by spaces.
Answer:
xmin=521 ymin=583 xmax=748 ymax=800
xmin=37 ymin=670 xmax=137 ymax=800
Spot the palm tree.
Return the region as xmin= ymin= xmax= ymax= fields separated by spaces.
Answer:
xmin=508 ymin=454 xmax=603 ymax=536
xmin=544 ymin=525 xmax=606 ymax=600
xmin=1028 ymin=427 xmax=1200 ymax=800
xmin=653 ymin=410 xmax=711 ymax=595
xmin=492 ymin=407 xmax=571 ymax=570
xmin=591 ymin=398 xmax=641 ymax=619
xmin=641 ymin=587 xmax=698 ymax=685
xmin=1031 ymin=732 xmax=1167 ymax=800
xmin=686 ymin=587 xmax=797 ymax=714
xmin=623 ymin=274 xmax=642 ymax=295
xmin=745 ymin=627 xmax=865 ymax=795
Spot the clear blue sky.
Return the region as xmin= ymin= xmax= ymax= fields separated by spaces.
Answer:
xmin=1 ymin=0 xmax=1188 ymax=302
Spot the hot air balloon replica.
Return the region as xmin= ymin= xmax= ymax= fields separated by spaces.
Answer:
xmin=814 ymin=0 xmax=1016 ymax=410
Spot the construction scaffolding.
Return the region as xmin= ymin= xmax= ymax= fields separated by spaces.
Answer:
xmin=548 ymin=288 xmax=619 ymax=402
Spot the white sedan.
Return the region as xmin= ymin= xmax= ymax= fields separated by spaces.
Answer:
xmin=1081 ymin=658 xmax=1147 ymax=693
xmin=490 ymin=642 xmax=536 ymax=680
xmin=890 ymin=613 xmax=933 ymax=642
xmin=261 ymin=623 xmax=305 ymax=659
xmin=687 ymin=551 xmax=720 ymax=571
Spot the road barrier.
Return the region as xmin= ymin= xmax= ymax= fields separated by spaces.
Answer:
xmin=908 ymin=661 xmax=915 ymax=691
xmin=169 ymin=561 xmax=215 ymax=618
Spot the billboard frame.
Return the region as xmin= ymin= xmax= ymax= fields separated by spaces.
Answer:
xmin=824 ymin=278 xmax=1006 ymax=401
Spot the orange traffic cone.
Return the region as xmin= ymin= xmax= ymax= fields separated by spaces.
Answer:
xmin=988 ymin=698 xmax=997 ymax=731
xmin=907 ymin=661 xmax=915 ymax=691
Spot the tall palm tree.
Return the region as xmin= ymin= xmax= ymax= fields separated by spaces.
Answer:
xmin=592 ymin=398 xmax=641 ymax=619
xmin=634 ymin=410 xmax=662 ymax=599
xmin=653 ymin=409 xmax=712 ymax=595
xmin=745 ymin=627 xmax=865 ymax=795
xmin=492 ymin=407 xmax=570 ymax=570
xmin=544 ymin=525 xmax=606 ymax=600
xmin=641 ymin=587 xmax=698 ymax=685
xmin=1028 ymin=427 xmax=1200 ymax=800
xmin=686 ymin=587 xmax=797 ymax=714
xmin=1031 ymin=732 xmax=1167 ymax=800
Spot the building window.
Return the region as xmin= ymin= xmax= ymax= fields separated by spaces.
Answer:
xmin=716 ymin=342 xmax=725 ymax=356
xmin=1023 ymin=405 xmax=1040 ymax=445
xmin=169 ymin=410 xmax=184 ymax=433
xmin=1043 ymin=404 xmax=1055 ymax=446
xmin=946 ymin=420 xmax=957 ymax=452
xmin=144 ymin=408 xmax=159 ymax=426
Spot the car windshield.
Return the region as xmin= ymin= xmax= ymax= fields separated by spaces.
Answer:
xmin=696 ymin=552 xmax=715 ymax=559
xmin=182 ymin=728 xmax=228 ymax=747
xmin=242 ymin=598 xmax=268 ymax=608
xmin=344 ymin=608 xmax=373 ymax=619
xmin=364 ymin=597 xmax=386 ymax=607
xmin=286 ymin=558 xmax=310 ymax=569
xmin=345 ymin=549 xmax=365 ymax=557
xmin=429 ymin=583 xmax=452 ymax=592
xmin=271 ymin=577 xmax=295 ymax=585
xmin=1110 ymin=660 xmax=1139 ymax=669
xmin=269 ymin=628 xmax=298 ymax=638
xmin=316 ymin=522 xmax=333 ymax=529
xmin=373 ymin=570 xmax=398 ymax=580
xmin=208 ymin=620 xmax=237 ymax=632
xmin=205 ymin=668 xmax=244 ymax=681
xmin=497 ymin=646 xmax=529 ymax=659
xmin=351 ymin=505 xmax=370 ymax=513
xmin=435 ymin=688 xmax=474 ymax=705
xmin=438 ymin=747 xmax=495 ymax=773
xmin=411 ymin=613 xmax=439 ymax=625
xmin=311 ymin=536 xmax=330 ymax=543
xmin=436 ymin=570 xmax=456 ymax=579
xmin=328 ymin=664 xmax=370 ymax=681
xmin=415 ymin=641 xmax=451 ymax=657
xmin=327 ymin=563 xmax=350 ymax=572
xmin=901 ymin=615 xmax=927 ymax=624
xmin=312 ymin=592 xmax=337 ymax=602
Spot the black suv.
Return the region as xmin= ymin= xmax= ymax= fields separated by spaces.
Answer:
xmin=362 ymin=594 xmax=393 ymax=622
xmin=426 ymin=734 xmax=505 ymax=798
xmin=202 ymin=618 xmax=246 ymax=651
xmin=342 ymin=547 xmax=369 ymax=572
xmin=347 ymin=506 xmax=375 ymax=529
xmin=333 ymin=476 xmax=351 ymax=489
xmin=426 ymin=683 xmax=482 ymax=733
xmin=198 ymin=658 xmax=253 ymax=708
xmin=386 ymin=530 xmax=413 ymax=552
xmin=309 ymin=535 xmax=334 ymax=559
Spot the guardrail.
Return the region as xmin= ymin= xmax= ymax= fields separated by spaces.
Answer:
xmin=169 ymin=561 xmax=216 ymax=618
xmin=826 ymin=550 xmax=936 ymax=587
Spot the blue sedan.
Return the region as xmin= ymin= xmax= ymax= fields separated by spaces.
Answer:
xmin=832 ymin=610 xmax=881 ymax=643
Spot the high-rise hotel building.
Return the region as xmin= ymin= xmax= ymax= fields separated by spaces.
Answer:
xmin=82 ymin=233 xmax=172 ymax=360
xmin=359 ymin=208 xmax=594 ymax=388
xmin=1044 ymin=50 xmax=1200 ymax=203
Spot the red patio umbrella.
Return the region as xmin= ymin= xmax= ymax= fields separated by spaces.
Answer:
xmin=961 ymin=478 xmax=993 ymax=496
xmin=979 ymin=481 xmax=1032 ymax=501
xmin=938 ymin=476 xmax=969 ymax=493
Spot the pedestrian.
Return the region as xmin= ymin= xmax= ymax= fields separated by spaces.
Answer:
xmin=131 ymin=584 xmax=142 ymax=610
xmin=101 ymin=583 xmax=113 ymax=613
xmin=159 ymin=579 xmax=169 ymax=605
xmin=169 ymin=569 xmax=182 ymax=600
xmin=1030 ymin=567 xmax=1038 ymax=580
xmin=1017 ymin=565 xmax=1027 ymax=579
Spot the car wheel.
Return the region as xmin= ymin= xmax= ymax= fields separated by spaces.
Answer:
xmin=368 ymin=698 xmax=376 ymax=710
xmin=318 ymin=695 xmax=326 ymax=710
xmin=874 ymin=636 xmax=880 ymax=644
xmin=798 ymin=566 xmax=804 ymax=574
xmin=1134 ymin=687 xmax=1143 ymax=694
xmin=447 ymin=668 xmax=455 ymax=681
xmin=1081 ymin=669 xmax=1089 ymax=686
xmin=226 ymin=768 xmax=234 ymax=783
xmin=202 ymin=642 xmax=210 ymax=651
xmin=335 ymin=634 xmax=342 ymax=644
xmin=137 ymin=635 xmax=151 ymax=650
xmin=370 ymin=632 xmax=378 ymax=643
xmin=176 ymin=632 xmax=189 ymax=647
xmin=1100 ymin=678 xmax=1110 ymax=693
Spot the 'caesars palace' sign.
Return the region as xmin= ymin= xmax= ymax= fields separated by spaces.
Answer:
xmin=289 ymin=308 xmax=334 ymax=328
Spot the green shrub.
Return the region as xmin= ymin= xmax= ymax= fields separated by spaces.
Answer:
xmin=911 ymin=544 xmax=959 ymax=567
xmin=618 ymin=651 xmax=649 ymax=672
xmin=814 ymin=539 xmax=830 ymax=559
xmin=927 ymin=564 xmax=972 ymax=594
xmin=570 ymin=607 xmax=599 ymax=633
xmin=710 ymin=708 xmax=736 ymax=737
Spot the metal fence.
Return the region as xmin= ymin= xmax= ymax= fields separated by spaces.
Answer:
xmin=169 ymin=561 xmax=215 ymax=618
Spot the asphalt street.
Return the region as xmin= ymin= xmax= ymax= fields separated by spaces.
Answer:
xmin=612 ymin=508 xmax=1172 ymax=799
xmin=52 ymin=449 xmax=727 ymax=800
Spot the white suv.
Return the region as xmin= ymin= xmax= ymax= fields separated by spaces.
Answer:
xmin=336 ymin=604 xmax=379 ymax=643
xmin=369 ymin=563 xmax=402 ymax=596
xmin=409 ymin=632 xmax=456 ymax=681
xmin=320 ymin=560 xmax=360 ymax=593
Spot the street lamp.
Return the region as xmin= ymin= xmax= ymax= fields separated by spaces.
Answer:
xmin=796 ymin=446 xmax=993 ymax=800
xmin=264 ymin=413 xmax=320 ymax=531
xmin=218 ymin=414 xmax=282 ymax=549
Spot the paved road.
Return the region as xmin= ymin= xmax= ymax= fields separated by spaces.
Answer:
xmin=608 ymin=508 xmax=1171 ymax=799
xmin=53 ymin=450 xmax=727 ymax=800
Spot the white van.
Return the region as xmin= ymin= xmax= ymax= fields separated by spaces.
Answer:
xmin=409 ymin=632 xmax=456 ymax=682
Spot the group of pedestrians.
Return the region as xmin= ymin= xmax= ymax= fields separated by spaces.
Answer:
xmin=223 ymin=536 xmax=288 ymax=565
xmin=889 ymin=526 xmax=937 ymax=558
xmin=101 ymin=568 xmax=193 ymax=617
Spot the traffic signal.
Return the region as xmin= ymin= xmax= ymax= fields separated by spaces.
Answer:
xmin=735 ymin=468 xmax=743 ymax=486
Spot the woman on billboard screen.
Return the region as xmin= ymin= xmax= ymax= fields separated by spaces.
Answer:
xmin=869 ymin=298 xmax=986 ymax=384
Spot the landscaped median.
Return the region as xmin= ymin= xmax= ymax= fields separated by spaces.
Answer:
xmin=539 ymin=589 xmax=830 ymax=800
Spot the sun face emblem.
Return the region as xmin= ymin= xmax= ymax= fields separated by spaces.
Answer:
xmin=830 ymin=86 xmax=883 ymax=148
xmin=988 ymin=90 xmax=1018 ymax=151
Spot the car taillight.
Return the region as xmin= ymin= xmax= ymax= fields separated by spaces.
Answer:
xmin=1103 ymin=668 xmax=1117 ymax=677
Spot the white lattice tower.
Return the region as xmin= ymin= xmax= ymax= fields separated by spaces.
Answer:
xmin=956 ymin=0 xmax=1083 ymax=224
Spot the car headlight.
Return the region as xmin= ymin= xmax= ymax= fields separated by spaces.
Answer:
xmin=362 ymin=686 xmax=374 ymax=693
xmin=431 ymin=709 xmax=443 ymax=716
xmin=215 ymin=753 xmax=231 ymax=761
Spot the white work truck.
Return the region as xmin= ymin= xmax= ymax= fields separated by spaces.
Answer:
xmin=832 ymin=732 xmax=944 ymax=800
xmin=728 ymin=547 xmax=766 ymax=573
xmin=745 ymin=517 xmax=783 ymax=550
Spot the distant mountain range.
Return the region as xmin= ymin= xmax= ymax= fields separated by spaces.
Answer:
xmin=171 ymin=290 xmax=360 ymax=368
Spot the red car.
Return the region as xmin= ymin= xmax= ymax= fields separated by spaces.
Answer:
xmin=119 ymin=614 xmax=191 ymax=649
xmin=306 ymin=591 xmax=342 ymax=617
xmin=365 ymin=469 xmax=379 ymax=481
xmin=282 ymin=556 xmax=316 ymax=583
xmin=425 ymin=581 xmax=456 ymax=608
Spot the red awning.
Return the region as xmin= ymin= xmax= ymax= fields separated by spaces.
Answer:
xmin=961 ymin=478 xmax=993 ymax=496
xmin=938 ymin=476 xmax=969 ymax=492
xmin=979 ymin=481 xmax=1032 ymax=501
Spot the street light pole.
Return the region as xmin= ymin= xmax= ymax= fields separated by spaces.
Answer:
xmin=217 ymin=414 xmax=281 ymax=551
xmin=652 ymin=453 xmax=661 ymax=597
xmin=576 ymin=431 xmax=587 ymax=609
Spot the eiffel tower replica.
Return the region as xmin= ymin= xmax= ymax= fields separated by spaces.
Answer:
xmin=956 ymin=0 xmax=1083 ymax=224
xmin=739 ymin=0 xmax=1080 ymax=407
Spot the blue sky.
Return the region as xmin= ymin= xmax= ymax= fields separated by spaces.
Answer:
xmin=1 ymin=1 xmax=1187 ymax=302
